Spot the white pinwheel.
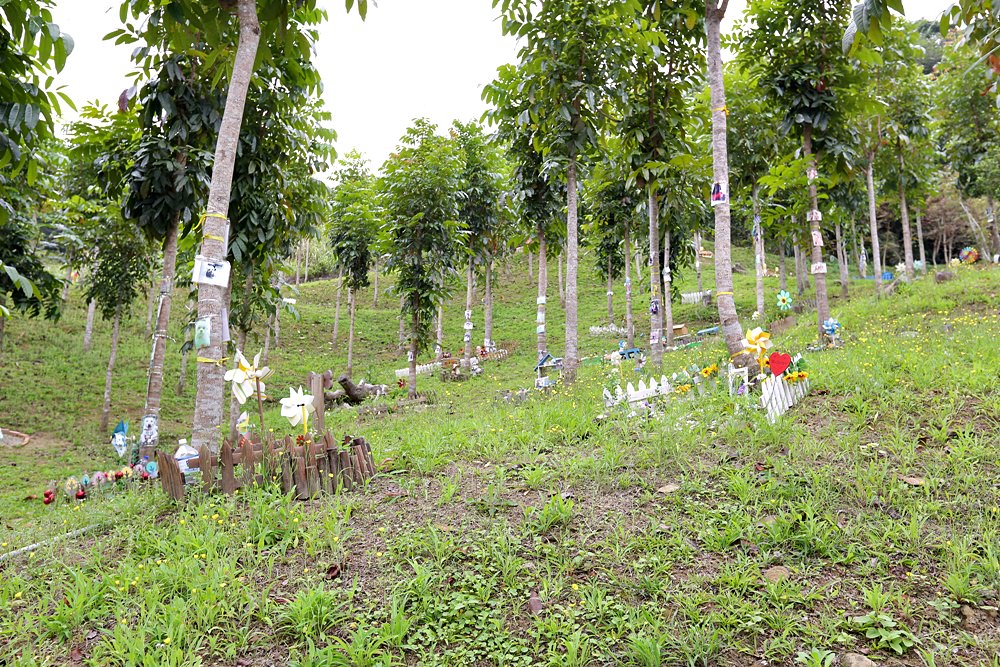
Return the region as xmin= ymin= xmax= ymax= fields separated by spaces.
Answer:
xmin=224 ymin=350 xmax=273 ymax=405
xmin=280 ymin=386 xmax=316 ymax=432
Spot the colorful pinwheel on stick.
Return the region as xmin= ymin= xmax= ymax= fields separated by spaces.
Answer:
xmin=776 ymin=290 xmax=793 ymax=311
xmin=280 ymin=386 xmax=316 ymax=438
xmin=743 ymin=327 xmax=772 ymax=373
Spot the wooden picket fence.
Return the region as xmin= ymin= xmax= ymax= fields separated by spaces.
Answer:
xmin=155 ymin=432 xmax=375 ymax=501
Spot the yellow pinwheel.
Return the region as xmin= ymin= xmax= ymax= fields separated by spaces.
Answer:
xmin=743 ymin=327 xmax=772 ymax=370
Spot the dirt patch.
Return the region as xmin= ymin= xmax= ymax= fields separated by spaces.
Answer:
xmin=0 ymin=430 xmax=70 ymax=454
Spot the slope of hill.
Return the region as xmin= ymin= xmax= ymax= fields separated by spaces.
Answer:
xmin=1 ymin=249 xmax=998 ymax=666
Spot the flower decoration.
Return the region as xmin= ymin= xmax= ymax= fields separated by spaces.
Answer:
xmin=751 ymin=310 xmax=761 ymax=321
xmin=236 ymin=411 xmax=250 ymax=436
xmin=822 ymin=318 xmax=840 ymax=337
xmin=786 ymin=370 xmax=809 ymax=384
xmin=280 ymin=386 xmax=316 ymax=435
xmin=959 ymin=246 xmax=979 ymax=264
xmin=675 ymin=383 xmax=693 ymax=394
xmin=224 ymin=351 xmax=272 ymax=405
xmin=776 ymin=290 xmax=793 ymax=311
xmin=700 ymin=363 xmax=719 ymax=378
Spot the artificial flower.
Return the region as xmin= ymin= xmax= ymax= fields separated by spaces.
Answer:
xmin=822 ymin=318 xmax=840 ymax=337
xmin=776 ymin=290 xmax=792 ymax=311
xmin=743 ymin=327 xmax=772 ymax=359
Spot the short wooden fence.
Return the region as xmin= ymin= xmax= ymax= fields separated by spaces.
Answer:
xmin=156 ymin=432 xmax=375 ymax=501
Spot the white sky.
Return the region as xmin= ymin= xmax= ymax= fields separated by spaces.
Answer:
xmin=51 ymin=0 xmax=953 ymax=167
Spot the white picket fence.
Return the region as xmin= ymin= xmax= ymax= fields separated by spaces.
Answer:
xmin=681 ymin=290 xmax=713 ymax=305
xmin=394 ymin=362 xmax=441 ymax=379
xmin=759 ymin=355 xmax=811 ymax=423
xmin=603 ymin=372 xmax=717 ymax=408
xmin=590 ymin=324 xmax=628 ymax=337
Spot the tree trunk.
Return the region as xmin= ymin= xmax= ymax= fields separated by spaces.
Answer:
xmin=865 ymin=158 xmax=884 ymax=297
xmin=303 ymin=239 xmax=310 ymax=283
xmin=484 ymin=259 xmax=494 ymax=350
xmin=463 ymin=260 xmax=473 ymax=368
xmin=647 ymin=186 xmax=664 ymax=367
xmin=662 ymin=225 xmax=675 ymax=349
xmin=624 ymin=221 xmax=634 ymax=348
xmin=272 ymin=309 xmax=280 ymax=348
xmin=83 ymin=299 xmax=97 ymax=352
xmin=855 ymin=225 xmax=868 ymax=278
xmin=802 ymin=124 xmax=830 ymax=340
xmin=100 ymin=312 xmax=122 ymax=433
xmin=793 ymin=236 xmax=805 ymax=295
xmin=558 ymin=251 xmax=565 ymax=308
xmin=528 ymin=250 xmax=533 ymax=281
xmin=61 ymin=264 xmax=72 ymax=301
xmin=372 ymin=257 xmax=380 ymax=306
xmin=915 ymin=209 xmax=927 ymax=275
xmin=139 ymin=215 xmax=180 ymax=458
xmin=408 ymin=305 xmax=418 ymax=400
xmin=294 ymin=242 xmax=301 ymax=286
xmin=536 ymin=231 xmax=547 ymax=358
xmin=987 ymin=195 xmax=1000 ymax=260
xmin=706 ymin=0 xmax=747 ymax=364
xmin=835 ymin=221 xmax=849 ymax=298
xmin=957 ymin=195 xmax=990 ymax=253
xmin=606 ymin=256 xmax=614 ymax=326
xmin=332 ymin=266 xmax=344 ymax=348
xmin=346 ymin=288 xmax=356 ymax=379
xmin=752 ymin=190 xmax=765 ymax=318
xmin=144 ymin=273 xmax=158 ymax=340
xmin=191 ymin=0 xmax=261 ymax=452
xmin=932 ymin=234 xmax=941 ymax=267
xmin=779 ymin=242 xmax=788 ymax=293
xmin=397 ymin=295 xmax=406 ymax=351
xmin=435 ymin=304 xmax=444 ymax=360
xmin=694 ymin=231 xmax=704 ymax=293
xmin=564 ymin=158 xmax=579 ymax=382
xmin=262 ymin=316 xmax=271 ymax=365
xmin=898 ymin=146 xmax=915 ymax=280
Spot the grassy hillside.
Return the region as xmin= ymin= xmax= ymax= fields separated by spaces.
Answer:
xmin=1 ymin=246 xmax=998 ymax=666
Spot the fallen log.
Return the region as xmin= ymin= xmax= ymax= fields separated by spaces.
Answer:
xmin=337 ymin=374 xmax=388 ymax=406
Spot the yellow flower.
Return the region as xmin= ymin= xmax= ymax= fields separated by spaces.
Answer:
xmin=163 ymin=637 xmax=171 ymax=645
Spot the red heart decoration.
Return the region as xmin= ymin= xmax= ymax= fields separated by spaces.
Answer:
xmin=769 ymin=352 xmax=792 ymax=376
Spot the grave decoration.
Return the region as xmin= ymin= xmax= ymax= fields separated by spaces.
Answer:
xmin=280 ymin=386 xmax=316 ymax=437
xmin=776 ymin=290 xmax=793 ymax=311
xmin=758 ymin=353 xmax=810 ymax=423
xmin=681 ymin=289 xmax=713 ymax=305
xmin=603 ymin=361 xmax=723 ymax=411
xmin=743 ymin=327 xmax=773 ymax=374
xmin=41 ymin=460 xmax=158 ymax=506
xmin=155 ymin=433 xmax=376 ymax=501
xmin=225 ymin=349 xmax=271 ymax=432
xmin=822 ymin=318 xmax=841 ymax=347
xmin=589 ymin=324 xmax=628 ymax=337
xmin=535 ymin=353 xmax=563 ymax=389
xmin=960 ymin=246 xmax=980 ymax=264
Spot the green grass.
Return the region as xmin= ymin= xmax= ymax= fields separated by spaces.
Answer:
xmin=1 ymin=247 xmax=999 ymax=666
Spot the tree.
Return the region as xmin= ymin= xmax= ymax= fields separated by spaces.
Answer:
xmin=484 ymin=66 xmax=564 ymax=360
xmin=618 ymin=0 xmax=705 ymax=362
xmin=453 ymin=121 xmax=504 ymax=367
xmin=726 ymin=67 xmax=785 ymax=320
xmin=0 ymin=1 xmax=74 ymax=191
xmin=124 ymin=53 xmax=220 ymax=455
xmin=328 ymin=151 xmax=378 ymax=379
xmin=705 ymin=0 xmax=749 ymax=363
xmin=934 ymin=44 xmax=1000 ymax=258
xmin=493 ymin=0 xmax=629 ymax=382
xmin=382 ymin=119 xmax=465 ymax=399
xmin=738 ymin=0 xmax=856 ymax=340
xmin=118 ymin=0 xmax=366 ymax=451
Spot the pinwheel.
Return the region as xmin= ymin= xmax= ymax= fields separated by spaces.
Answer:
xmin=280 ymin=386 xmax=316 ymax=436
xmin=822 ymin=318 xmax=840 ymax=337
xmin=960 ymin=246 xmax=979 ymax=264
xmin=236 ymin=411 xmax=250 ymax=436
xmin=743 ymin=327 xmax=772 ymax=373
xmin=224 ymin=351 xmax=272 ymax=405
xmin=776 ymin=290 xmax=793 ymax=311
